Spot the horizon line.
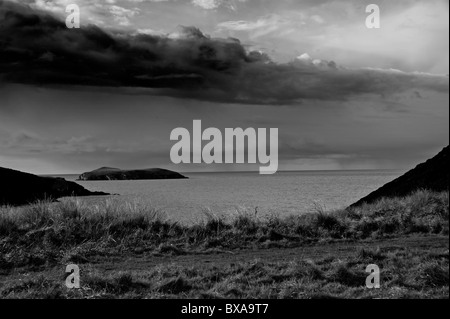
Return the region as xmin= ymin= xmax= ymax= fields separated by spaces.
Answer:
xmin=41 ymin=168 xmax=406 ymax=176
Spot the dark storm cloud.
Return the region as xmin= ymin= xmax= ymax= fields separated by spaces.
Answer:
xmin=0 ymin=1 xmax=448 ymax=105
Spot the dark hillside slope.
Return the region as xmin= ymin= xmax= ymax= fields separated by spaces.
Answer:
xmin=351 ymin=146 xmax=449 ymax=207
xmin=0 ymin=167 xmax=109 ymax=206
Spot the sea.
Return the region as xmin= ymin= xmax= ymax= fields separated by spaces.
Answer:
xmin=54 ymin=170 xmax=403 ymax=224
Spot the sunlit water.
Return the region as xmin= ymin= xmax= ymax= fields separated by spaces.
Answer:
xmin=55 ymin=170 xmax=403 ymax=224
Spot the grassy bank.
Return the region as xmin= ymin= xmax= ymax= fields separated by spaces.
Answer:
xmin=0 ymin=190 xmax=448 ymax=299
xmin=0 ymin=190 xmax=448 ymax=271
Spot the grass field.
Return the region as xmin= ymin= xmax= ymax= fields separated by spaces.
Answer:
xmin=0 ymin=190 xmax=448 ymax=299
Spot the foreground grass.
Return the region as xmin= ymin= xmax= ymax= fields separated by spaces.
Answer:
xmin=0 ymin=190 xmax=448 ymax=271
xmin=0 ymin=246 xmax=448 ymax=299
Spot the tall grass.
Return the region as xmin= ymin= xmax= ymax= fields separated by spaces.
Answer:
xmin=0 ymin=190 xmax=448 ymax=269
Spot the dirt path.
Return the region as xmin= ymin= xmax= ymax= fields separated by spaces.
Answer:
xmin=93 ymin=235 xmax=449 ymax=273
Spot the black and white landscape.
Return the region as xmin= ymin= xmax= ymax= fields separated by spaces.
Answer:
xmin=0 ymin=0 xmax=448 ymax=301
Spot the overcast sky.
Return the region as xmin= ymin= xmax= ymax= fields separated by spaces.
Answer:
xmin=0 ymin=0 xmax=448 ymax=174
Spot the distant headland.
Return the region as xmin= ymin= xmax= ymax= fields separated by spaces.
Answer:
xmin=77 ymin=167 xmax=188 ymax=181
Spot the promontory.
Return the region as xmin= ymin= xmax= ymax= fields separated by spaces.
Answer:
xmin=0 ymin=167 xmax=109 ymax=206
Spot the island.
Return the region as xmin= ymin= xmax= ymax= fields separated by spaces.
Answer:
xmin=77 ymin=167 xmax=188 ymax=181
xmin=0 ymin=167 xmax=110 ymax=206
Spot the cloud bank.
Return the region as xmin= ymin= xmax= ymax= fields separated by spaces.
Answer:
xmin=0 ymin=0 xmax=448 ymax=105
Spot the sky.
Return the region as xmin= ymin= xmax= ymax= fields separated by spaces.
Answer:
xmin=0 ymin=0 xmax=449 ymax=174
